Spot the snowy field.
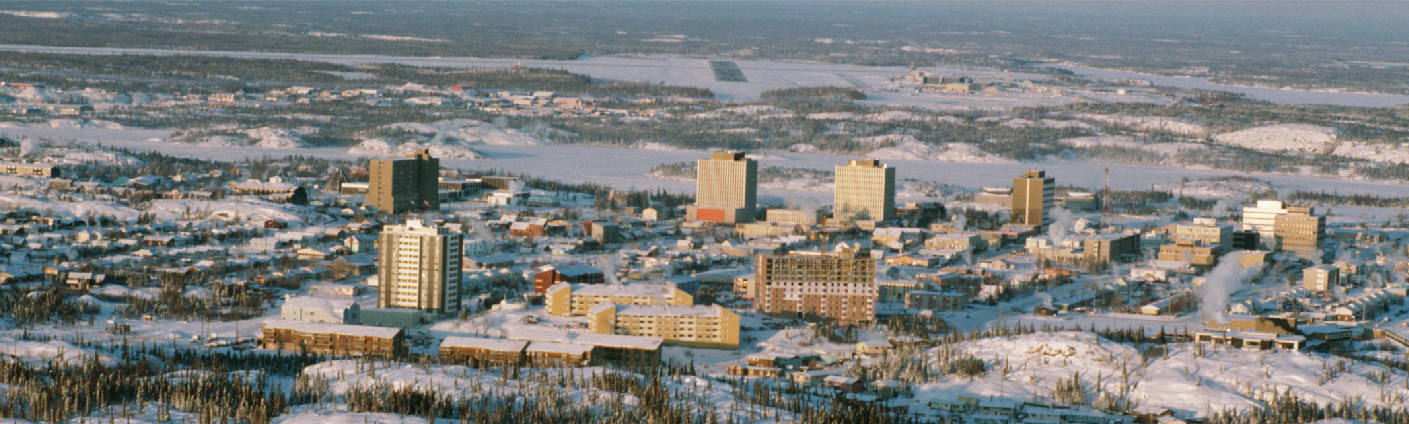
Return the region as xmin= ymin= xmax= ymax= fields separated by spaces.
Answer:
xmin=1049 ymin=63 xmax=1409 ymax=107
xmin=0 ymin=43 xmax=1082 ymax=107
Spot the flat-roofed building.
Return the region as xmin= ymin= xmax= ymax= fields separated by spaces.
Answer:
xmin=259 ymin=319 xmax=405 ymax=357
xmin=1157 ymin=240 xmax=1218 ymax=267
xmin=754 ymin=246 xmax=877 ymax=323
xmin=687 ymin=151 xmax=757 ymax=224
xmin=366 ymin=149 xmax=439 ymax=213
xmin=507 ymin=328 xmax=662 ymax=366
xmin=1011 ymin=169 xmax=1054 ymax=228
xmin=377 ymin=219 xmax=463 ymax=314
xmin=1241 ymin=199 xmax=1288 ymax=246
xmin=765 ymin=209 xmax=816 ymax=226
xmin=525 ymin=341 xmax=594 ymax=367
xmin=1275 ymin=206 xmax=1325 ymax=260
xmin=588 ymin=304 xmax=740 ymax=348
xmin=439 ymin=336 xmax=528 ymax=365
xmin=1303 ymin=264 xmax=1339 ymax=292
xmin=0 ymin=162 xmax=59 ymax=178
xmin=532 ymin=263 xmax=605 ymax=294
xmin=834 ymin=159 xmax=896 ymax=222
xmin=280 ymin=295 xmax=361 ymax=324
xmin=545 ymin=281 xmax=693 ymax=317
xmin=228 ymin=178 xmax=308 ymax=205
xmin=1172 ymin=217 xmax=1233 ymax=252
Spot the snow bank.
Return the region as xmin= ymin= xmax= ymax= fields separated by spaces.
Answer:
xmin=1133 ymin=344 xmax=1409 ymax=417
xmin=1151 ymin=176 xmax=1273 ymax=199
xmin=147 ymin=199 xmax=308 ymax=223
xmin=0 ymin=10 xmax=70 ymax=19
xmin=915 ymin=332 xmax=1139 ymax=401
xmin=0 ymin=336 xmax=118 ymax=367
xmin=1076 ymin=113 xmax=1208 ymax=136
xmin=869 ymin=140 xmax=1009 ymax=163
xmin=349 ymin=119 xmax=543 ymax=159
xmin=1213 ymin=124 xmax=1338 ymax=153
xmin=1332 ymin=141 xmax=1409 ymax=164
xmin=0 ymin=194 xmax=141 ymax=221
xmin=274 ymin=411 xmax=429 ymax=424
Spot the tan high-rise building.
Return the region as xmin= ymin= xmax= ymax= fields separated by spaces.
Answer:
xmin=754 ymin=246 xmax=877 ymax=324
xmin=687 ymin=151 xmax=757 ymax=224
xmin=834 ymin=159 xmax=896 ymax=221
xmin=1011 ymin=169 xmax=1054 ymax=228
xmin=1275 ymin=206 xmax=1325 ymax=260
xmin=377 ymin=219 xmax=463 ymax=313
xmin=366 ymin=149 xmax=439 ymax=214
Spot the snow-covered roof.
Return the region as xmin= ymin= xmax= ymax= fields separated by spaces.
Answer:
xmin=282 ymin=295 xmax=356 ymax=312
xmin=572 ymin=282 xmax=673 ymax=297
xmin=261 ymin=319 xmax=400 ymax=339
xmin=507 ymin=327 xmax=662 ymax=351
xmin=525 ymin=341 xmax=593 ymax=356
xmin=440 ymin=336 xmax=528 ymax=352
xmin=616 ymin=304 xmax=720 ymax=317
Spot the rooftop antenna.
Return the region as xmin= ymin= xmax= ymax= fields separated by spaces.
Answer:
xmin=1101 ymin=168 xmax=1110 ymax=231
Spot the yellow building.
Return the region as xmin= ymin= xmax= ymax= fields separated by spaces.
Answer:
xmin=1275 ymin=207 xmax=1324 ymax=259
xmin=546 ymin=282 xmax=693 ymax=317
xmin=1156 ymin=240 xmax=1218 ymax=267
xmin=588 ymin=304 xmax=739 ymax=349
xmin=1011 ymin=169 xmax=1054 ymax=228
xmin=834 ymin=159 xmax=896 ymax=221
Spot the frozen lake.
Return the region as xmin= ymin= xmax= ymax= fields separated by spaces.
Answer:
xmin=6 ymin=125 xmax=1406 ymax=209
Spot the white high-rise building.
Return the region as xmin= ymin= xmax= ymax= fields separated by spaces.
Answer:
xmin=377 ymin=219 xmax=463 ymax=313
xmin=1241 ymin=199 xmax=1288 ymax=243
xmin=834 ymin=159 xmax=896 ymax=221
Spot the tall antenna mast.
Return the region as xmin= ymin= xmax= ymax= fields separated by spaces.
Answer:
xmin=1101 ymin=168 xmax=1111 ymax=231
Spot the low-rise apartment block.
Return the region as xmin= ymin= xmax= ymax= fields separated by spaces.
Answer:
xmin=588 ymin=304 xmax=740 ymax=348
xmin=259 ymin=320 xmax=405 ymax=357
xmin=545 ymin=281 xmax=693 ymax=317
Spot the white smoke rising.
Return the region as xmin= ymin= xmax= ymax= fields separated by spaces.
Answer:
xmin=1036 ymin=292 xmax=1054 ymax=309
xmin=1047 ymin=208 xmax=1076 ymax=247
xmin=595 ymin=254 xmax=624 ymax=285
xmin=1198 ymin=252 xmax=1261 ymax=324
xmin=952 ymin=214 xmax=967 ymax=232
xmin=18 ymin=138 xmax=36 ymax=156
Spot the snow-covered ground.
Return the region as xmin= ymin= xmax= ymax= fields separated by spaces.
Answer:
xmin=911 ymin=331 xmax=1409 ymax=417
xmin=1213 ymin=124 xmax=1338 ymax=153
xmin=0 ymin=43 xmax=1069 ymax=107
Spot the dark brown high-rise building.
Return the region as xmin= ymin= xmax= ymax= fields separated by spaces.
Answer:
xmin=1011 ymin=169 xmax=1054 ymax=228
xmin=753 ymin=246 xmax=877 ymax=324
xmin=366 ymin=149 xmax=439 ymax=213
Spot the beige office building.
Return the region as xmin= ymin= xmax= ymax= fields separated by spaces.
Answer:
xmin=1275 ymin=206 xmax=1325 ymax=259
xmin=366 ymin=149 xmax=439 ymax=214
xmin=687 ymin=151 xmax=757 ymax=224
xmin=588 ymin=304 xmax=740 ymax=348
xmin=1303 ymin=265 xmax=1339 ymax=292
xmin=1171 ymin=217 xmax=1234 ymax=252
xmin=833 ymin=159 xmax=896 ymax=222
xmin=1011 ymin=169 xmax=1054 ymax=228
xmin=754 ymin=246 xmax=877 ymax=323
xmin=377 ymin=219 xmax=463 ymax=313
